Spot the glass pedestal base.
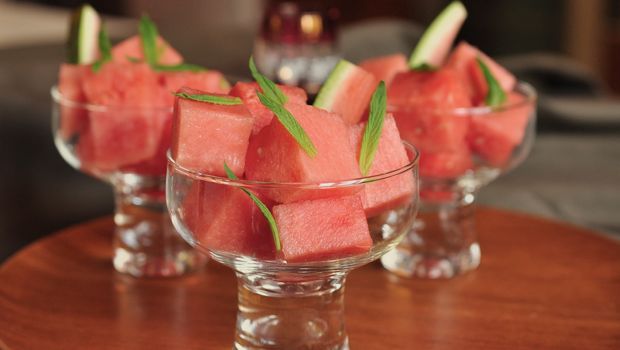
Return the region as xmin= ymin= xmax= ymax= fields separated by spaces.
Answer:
xmin=112 ymin=174 xmax=205 ymax=277
xmin=382 ymin=195 xmax=481 ymax=279
xmin=234 ymin=274 xmax=349 ymax=350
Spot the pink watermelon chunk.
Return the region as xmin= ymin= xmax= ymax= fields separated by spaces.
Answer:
xmin=349 ymin=114 xmax=415 ymax=217
xmin=121 ymin=115 xmax=172 ymax=176
xmin=172 ymin=87 xmax=253 ymax=177
xmin=419 ymin=146 xmax=473 ymax=179
xmin=273 ymin=195 xmax=372 ymax=262
xmin=183 ymin=181 xmax=275 ymax=259
xmin=58 ymin=64 xmax=89 ymax=139
xmin=160 ymin=71 xmax=230 ymax=105
xmin=78 ymin=63 xmax=169 ymax=171
xmin=445 ymin=41 xmax=516 ymax=104
xmin=359 ymin=53 xmax=408 ymax=86
xmin=388 ymin=69 xmax=472 ymax=153
xmin=314 ymin=60 xmax=378 ymax=124
xmin=245 ymin=103 xmax=362 ymax=203
xmin=111 ymin=35 xmax=183 ymax=65
xmin=230 ymin=82 xmax=307 ymax=135
xmin=468 ymin=92 xmax=533 ymax=166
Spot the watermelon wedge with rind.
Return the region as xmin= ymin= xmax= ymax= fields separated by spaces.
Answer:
xmin=67 ymin=4 xmax=101 ymax=64
xmin=314 ymin=60 xmax=378 ymax=124
xmin=408 ymin=1 xmax=467 ymax=69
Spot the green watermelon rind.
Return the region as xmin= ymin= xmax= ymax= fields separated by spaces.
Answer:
xmin=313 ymin=60 xmax=358 ymax=110
xmin=408 ymin=1 xmax=467 ymax=69
xmin=67 ymin=4 xmax=101 ymax=64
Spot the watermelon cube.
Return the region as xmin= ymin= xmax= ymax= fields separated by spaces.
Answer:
xmin=120 ymin=114 xmax=173 ymax=176
xmin=77 ymin=63 xmax=169 ymax=171
xmin=111 ymin=35 xmax=183 ymax=65
xmin=468 ymin=92 xmax=533 ymax=166
xmin=349 ymin=114 xmax=415 ymax=217
xmin=183 ymin=181 xmax=275 ymax=259
xmin=172 ymin=87 xmax=253 ymax=177
xmin=314 ymin=60 xmax=379 ymax=124
xmin=245 ymin=103 xmax=362 ymax=202
xmin=273 ymin=195 xmax=372 ymax=262
xmin=359 ymin=53 xmax=408 ymax=86
xmin=160 ymin=71 xmax=231 ymax=105
xmin=445 ymin=41 xmax=516 ymax=103
xmin=388 ymin=69 xmax=471 ymax=153
xmin=78 ymin=107 xmax=170 ymax=172
xmin=58 ymin=64 xmax=89 ymax=139
xmin=419 ymin=147 xmax=473 ymax=179
xmin=230 ymin=82 xmax=307 ymax=135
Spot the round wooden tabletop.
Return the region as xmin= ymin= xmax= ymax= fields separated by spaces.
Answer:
xmin=1 ymin=207 xmax=619 ymax=350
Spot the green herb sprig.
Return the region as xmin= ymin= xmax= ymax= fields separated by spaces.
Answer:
xmin=358 ymin=81 xmax=387 ymax=175
xmin=91 ymin=27 xmax=112 ymax=72
xmin=175 ymin=92 xmax=242 ymax=105
xmin=249 ymin=57 xmax=287 ymax=104
xmin=249 ymin=57 xmax=317 ymax=157
xmin=476 ymin=57 xmax=506 ymax=107
xmin=224 ymin=163 xmax=281 ymax=251
xmin=155 ymin=63 xmax=207 ymax=72
xmin=139 ymin=14 xmax=159 ymax=66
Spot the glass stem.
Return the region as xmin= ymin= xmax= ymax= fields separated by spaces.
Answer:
xmin=112 ymin=174 xmax=204 ymax=277
xmin=382 ymin=189 xmax=481 ymax=279
xmin=234 ymin=272 xmax=349 ymax=350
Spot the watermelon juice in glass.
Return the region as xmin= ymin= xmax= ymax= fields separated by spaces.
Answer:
xmin=166 ymin=63 xmax=419 ymax=348
xmin=359 ymin=2 xmax=537 ymax=278
xmin=51 ymin=7 xmax=229 ymax=277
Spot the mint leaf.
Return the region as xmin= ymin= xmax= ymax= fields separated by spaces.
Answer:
xmin=411 ymin=63 xmax=436 ymax=72
xmin=139 ymin=14 xmax=159 ymax=66
xmin=91 ymin=27 xmax=112 ymax=73
xmin=155 ymin=63 xmax=207 ymax=72
xmin=175 ymin=92 xmax=242 ymax=105
xmin=476 ymin=57 xmax=506 ymax=107
xmin=359 ymin=81 xmax=387 ymax=175
xmin=257 ymin=92 xmax=318 ymax=158
xmin=224 ymin=163 xmax=281 ymax=252
xmin=249 ymin=56 xmax=287 ymax=104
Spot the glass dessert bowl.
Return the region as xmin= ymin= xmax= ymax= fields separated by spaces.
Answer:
xmin=381 ymin=82 xmax=537 ymax=279
xmin=51 ymin=86 xmax=205 ymax=277
xmin=166 ymin=144 xmax=419 ymax=350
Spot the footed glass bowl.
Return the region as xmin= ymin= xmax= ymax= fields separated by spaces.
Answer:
xmin=51 ymin=86 xmax=204 ymax=277
xmin=381 ymin=82 xmax=537 ymax=279
xmin=167 ymin=144 xmax=419 ymax=349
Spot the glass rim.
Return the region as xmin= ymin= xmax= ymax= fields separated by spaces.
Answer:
xmin=50 ymin=85 xmax=174 ymax=113
xmin=167 ymin=142 xmax=419 ymax=189
xmin=387 ymin=81 xmax=537 ymax=116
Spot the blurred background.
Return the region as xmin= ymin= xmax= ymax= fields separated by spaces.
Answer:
xmin=1 ymin=0 xmax=619 ymax=262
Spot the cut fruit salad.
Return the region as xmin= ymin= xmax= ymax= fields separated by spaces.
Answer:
xmin=57 ymin=6 xmax=229 ymax=175
xmin=357 ymin=1 xmax=535 ymax=178
xmin=174 ymin=59 xmax=416 ymax=263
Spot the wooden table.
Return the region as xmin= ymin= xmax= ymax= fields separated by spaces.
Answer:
xmin=1 ymin=208 xmax=619 ymax=350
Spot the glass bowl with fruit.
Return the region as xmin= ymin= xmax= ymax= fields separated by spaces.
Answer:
xmin=167 ymin=61 xmax=419 ymax=349
xmin=52 ymin=6 xmax=229 ymax=277
xmin=353 ymin=1 xmax=537 ymax=278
